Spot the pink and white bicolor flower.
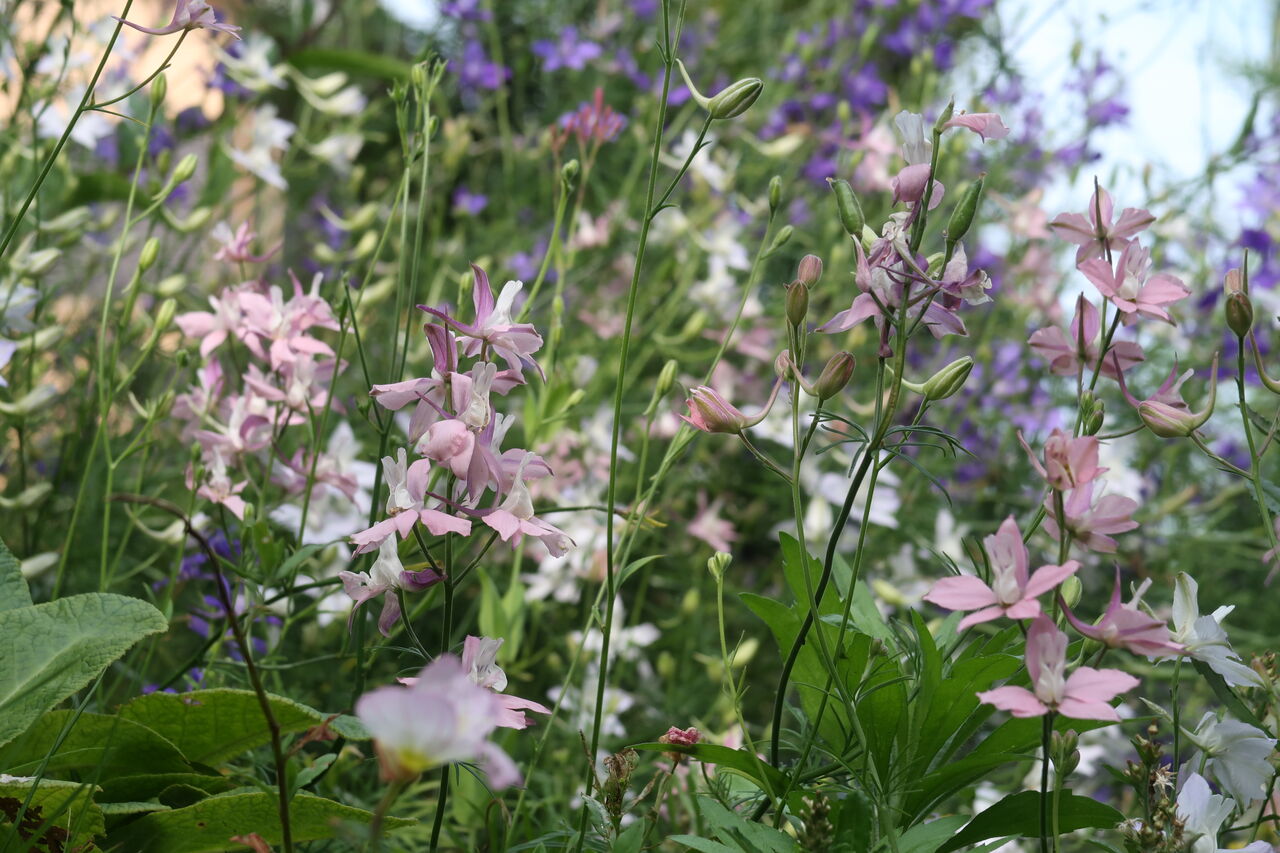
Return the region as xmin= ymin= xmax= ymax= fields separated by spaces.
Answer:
xmin=400 ymin=636 xmax=551 ymax=730
xmin=338 ymin=538 xmax=440 ymax=636
xmin=1078 ymin=239 xmax=1190 ymax=325
xmin=1061 ymin=568 xmax=1184 ymax=657
xmin=1017 ymin=429 xmax=1104 ymax=492
xmin=114 ymin=0 xmax=241 ymax=38
xmin=923 ymin=516 xmax=1079 ymax=630
xmin=349 ymin=448 xmax=471 ymax=555
xmin=977 ymin=615 xmax=1139 ymax=721
xmin=1049 ymin=186 xmax=1155 ymax=263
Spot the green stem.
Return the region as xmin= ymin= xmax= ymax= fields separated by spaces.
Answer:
xmin=1040 ymin=713 xmax=1053 ymax=853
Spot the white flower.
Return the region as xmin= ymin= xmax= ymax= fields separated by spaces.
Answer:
xmin=1170 ymin=573 xmax=1265 ymax=688
xmin=310 ymin=133 xmax=364 ymax=174
xmin=217 ymin=34 xmax=286 ymax=92
xmin=893 ymin=110 xmax=931 ymax=164
xmin=1176 ymin=772 xmax=1272 ymax=853
xmin=1184 ymin=712 xmax=1277 ymax=805
xmin=225 ymin=104 xmax=295 ymax=189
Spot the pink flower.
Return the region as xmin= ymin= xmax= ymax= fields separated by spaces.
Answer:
xmin=1028 ymin=295 xmax=1144 ymax=380
xmin=891 ymin=164 xmax=945 ymax=208
xmin=923 ymin=516 xmax=1079 ymax=629
xmin=680 ymin=381 xmax=780 ymax=434
xmin=349 ymin=449 xmax=471 ymax=555
xmin=942 ymin=112 xmax=1011 ymax=141
xmin=1078 ymin=240 xmax=1190 ymax=324
xmin=420 ymin=265 xmax=544 ymax=380
xmin=419 ymin=418 xmax=476 ymax=479
xmin=237 ymin=276 xmax=339 ymax=370
xmin=460 ymin=636 xmax=551 ymax=730
xmin=1017 ymin=429 xmax=1104 ymax=491
xmin=1062 ymin=568 xmax=1184 ymax=656
xmin=176 ymin=287 xmax=246 ymax=359
xmin=114 ymin=0 xmax=241 ymax=38
xmin=211 ymin=221 xmax=279 ymax=264
xmin=479 ymin=452 xmax=574 ymax=556
xmin=977 ymin=615 xmax=1139 ymax=721
xmin=1049 ymin=186 xmax=1155 ymax=263
xmin=1043 ymin=481 xmax=1138 ymax=553
xmin=659 ymin=726 xmax=701 ymax=747
xmin=1116 ymin=355 xmax=1219 ymax=439
xmin=355 ymin=655 xmax=520 ymax=786
xmin=187 ymin=447 xmax=247 ymax=520
xmin=688 ymin=491 xmax=737 ymax=552
xmin=938 ymin=245 xmax=993 ymax=306
xmin=338 ymin=538 xmax=440 ymax=636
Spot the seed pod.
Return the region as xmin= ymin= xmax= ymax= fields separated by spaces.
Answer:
xmin=946 ymin=175 xmax=985 ymax=246
xmin=829 ymin=178 xmax=864 ymax=238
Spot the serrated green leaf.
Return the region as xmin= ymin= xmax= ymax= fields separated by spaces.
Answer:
xmin=0 ymin=776 xmax=105 ymax=848
xmin=104 ymin=791 xmax=416 ymax=852
xmin=936 ymin=790 xmax=1124 ymax=853
xmin=0 ymin=710 xmax=194 ymax=777
xmin=0 ymin=593 xmax=168 ymax=747
xmin=118 ymin=689 xmax=368 ymax=765
xmin=0 ymin=536 xmax=31 ymax=612
xmin=669 ymin=836 xmax=738 ymax=853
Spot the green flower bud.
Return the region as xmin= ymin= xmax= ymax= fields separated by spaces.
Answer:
xmin=1226 ymin=291 xmax=1253 ymax=338
xmin=784 ymin=282 xmax=809 ymax=327
xmin=707 ymin=551 xmax=732 ymax=581
xmin=171 ymin=153 xmax=198 ymax=185
xmin=1059 ymin=575 xmax=1083 ymax=610
xmin=411 ymin=62 xmax=428 ymax=89
xmin=920 ymin=356 xmax=974 ymax=401
xmin=561 ymin=158 xmax=580 ymax=187
xmin=707 ymin=77 xmax=764 ymax=120
xmin=829 ymin=178 xmax=864 ymax=238
xmin=1083 ymin=399 xmax=1105 ymax=436
xmin=768 ymin=175 xmax=783 ymax=215
xmin=814 ymin=352 xmax=855 ymax=400
xmin=150 ymin=72 xmax=167 ymax=110
xmin=946 ymin=175 xmax=985 ymax=246
xmin=766 ymin=224 xmax=794 ymax=256
xmin=656 ymin=359 xmax=678 ymax=399
xmin=138 ymin=237 xmax=160 ymax=272
xmin=932 ymin=98 xmax=956 ymax=134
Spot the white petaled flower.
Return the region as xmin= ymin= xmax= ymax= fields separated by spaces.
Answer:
xmin=1169 ymin=573 xmax=1265 ymax=688
xmin=226 ymin=104 xmax=296 ymax=190
xmin=1176 ymin=772 xmax=1272 ymax=853
xmin=1183 ymin=712 xmax=1277 ymax=805
xmin=217 ymin=34 xmax=287 ymax=91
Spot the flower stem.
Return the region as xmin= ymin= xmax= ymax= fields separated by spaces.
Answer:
xmin=1040 ymin=713 xmax=1053 ymax=853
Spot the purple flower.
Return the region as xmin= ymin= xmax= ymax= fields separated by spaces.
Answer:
xmin=532 ymin=26 xmax=603 ymax=72
xmin=441 ymin=0 xmax=491 ymax=21
xmin=452 ymin=187 xmax=489 ymax=216
xmin=458 ymin=39 xmax=507 ymax=91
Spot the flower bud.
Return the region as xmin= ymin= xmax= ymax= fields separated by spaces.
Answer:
xmin=829 ymin=178 xmax=864 ymax=238
xmin=796 ymin=254 xmax=823 ymax=286
xmin=774 ymin=349 xmax=795 ymax=380
xmin=946 ymin=175 xmax=984 ymax=246
xmin=150 ymin=72 xmax=168 ymax=110
xmin=656 ymin=359 xmax=678 ymax=399
xmin=1224 ymin=268 xmax=1245 ymax=296
xmin=138 ymin=237 xmax=160 ymax=272
xmin=814 ymin=352 xmax=855 ymax=400
xmin=707 ymin=77 xmax=764 ymax=120
xmin=768 ymin=175 xmax=782 ymax=215
xmin=920 ymin=356 xmax=973 ymax=401
xmin=172 ymin=153 xmax=198 ymax=184
xmin=766 ymin=224 xmax=794 ymax=256
xmin=1059 ymin=575 xmax=1083 ymax=610
xmin=411 ymin=62 xmax=428 ymax=89
xmin=561 ymin=158 xmax=580 ymax=187
xmin=1082 ymin=398 xmax=1105 ymax=436
xmin=1226 ymin=291 xmax=1253 ymax=338
xmin=707 ymin=551 xmax=732 ymax=581
xmin=1139 ymin=355 xmax=1218 ymax=438
xmin=932 ymin=98 xmax=956 ymax=134
xmin=784 ymin=282 xmax=809 ymax=327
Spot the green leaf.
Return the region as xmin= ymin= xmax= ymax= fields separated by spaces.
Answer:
xmin=118 ymin=689 xmax=368 ymax=765
xmin=100 ymin=800 xmax=171 ymax=815
xmin=0 ymin=710 xmax=194 ymax=778
xmin=0 ymin=776 xmax=105 ymax=848
xmin=287 ymin=48 xmax=413 ymax=81
xmin=97 ymin=772 xmax=232 ymax=804
xmin=740 ymin=592 xmax=799 ymax=653
xmin=1191 ymin=659 xmax=1268 ymax=729
xmin=0 ymin=593 xmax=168 ymax=748
xmin=669 ymin=836 xmax=738 ymax=853
xmin=104 ymin=791 xmax=416 ymax=852
xmin=936 ymin=790 xmax=1124 ymax=853
xmin=629 ymin=743 xmax=786 ymax=798
xmin=613 ymin=819 xmax=648 ymax=853
xmin=695 ymin=796 xmax=797 ymax=852
xmin=0 ymin=536 xmax=31 ymax=611
xmin=890 ymin=815 xmax=969 ymax=853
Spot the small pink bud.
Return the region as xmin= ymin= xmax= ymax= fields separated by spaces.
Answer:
xmin=796 ymin=254 xmax=823 ymax=286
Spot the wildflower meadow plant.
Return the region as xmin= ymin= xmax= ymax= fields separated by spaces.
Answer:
xmin=0 ymin=0 xmax=1277 ymax=851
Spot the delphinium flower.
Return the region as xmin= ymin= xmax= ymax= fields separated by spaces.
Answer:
xmin=531 ymin=26 xmax=603 ymax=72
xmin=1028 ymin=295 xmax=1144 ymax=379
xmin=1167 ymin=573 xmax=1266 ymax=688
xmin=1041 ymin=479 xmax=1138 ymax=554
xmin=1060 ymin=569 xmax=1183 ymax=656
xmin=355 ymin=655 xmax=520 ymax=786
xmin=338 ymin=538 xmax=439 ymax=635
xmin=1078 ymin=239 xmax=1190 ymax=324
xmin=1116 ymin=355 xmax=1219 ymax=439
xmin=923 ymin=516 xmax=1079 ymax=629
xmin=553 ymin=88 xmax=627 ymax=151
xmin=211 ymin=221 xmax=280 ymax=265
xmin=225 ymin=104 xmax=295 ymax=190
xmin=977 ymin=615 xmax=1139 ymax=721
xmin=1017 ymin=429 xmax=1103 ymax=492
xmin=400 ymin=636 xmax=551 ymax=730
xmin=113 ymin=0 xmax=242 ymax=39
xmin=1049 ymin=185 xmax=1155 ymax=263
xmin=1182 ymin=713 xmax=1277 ymax=805
xmin=1176 ymin=773 xmax=1273 ymax=853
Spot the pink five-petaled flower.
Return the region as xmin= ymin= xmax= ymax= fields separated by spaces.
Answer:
xmin=1061 ymin=568 xmax=1184 ymax=657
xmin=187 ymin=447 xmax=247 ymax=520
xmin=420 ymin=264 xmax=544 ymax=380
xmin=923 ymin=516 xmax=1079 ymax=630
xmin=1043 ymin=480 xmax=1138 ymax=554
xmin=211 ymin=221 xmax=280 ymax=264
xmin=480 ymin=452 xmax=574 ymax=556
xmin=349 ymin=448 xmax=471 ymax=555
xmin=1078 ymin=240 xmax=1190 ymax=325
xmin=942 ymin=112 xmax=1011 ymax=141
xmin=977 ymin=615 xmax=1139 ymax=721
xmin=397 ymin=636 xmax=551 ymax=730
xmin=1049 ymin=186 xmax=1155 ymax=263
xmin=114 ymin=0 xmax=241 ymax=38
xmin=1028 ymin=295 xmax=1144 ymax=380
xmin=354 ymin=655 xmax=520 ymax=786
xmin=1116 ymin=354 xmax=1220 ymax=439
xmin=680 ymin=381 xmax=781 ymax=435
xmin=338 ymin=538 xmax=441 ymax=636
xmin=1017 ymin=429 xmax=1104 ymax=492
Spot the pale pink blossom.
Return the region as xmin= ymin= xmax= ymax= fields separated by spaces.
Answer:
xmin=460 ymin=636 xmax=551 ymax=729
xmin=1017 ymin=429 xmax=1104 ymax=491
xmin=680 ymin=381 xmax=780 ymax=434
xmin=923 ymin=516 xmax=1079 ymax=629
xmin=187 ymin=447 xmax=247 ymax=519
xmin=977 ymin=616 xmax=1139 ymax=720
xmin=1078 ymin=240 xmax=1190 ymax=324
xmin=479 ymin=452 xmax=574 ymax=556
xmin=942 ymin=112 xmax=1011 ymax=141
xmin=1043 ymin=481 xmax=1138 ymax=553
xmin=355 ymin=655 xmax=520 ymax=786
xmin=1116 ymin=355 xmax=1219 ymax=439
xmin=1028 ymin=295 xmax=1144 ymax=380
xmin=237 ymin=276 xmax=339 ymax=370
xmin=421 ymin=265 xmax=544 ymax=379
xmin=338 ymin=538 xmax=440 ymax=635
xmin=1049 ymin=186 xmax=1155 ymax=263
xmin=688 ymin=491 xmax=737 ymax=553
xmin=1062 ymin=569 xmax=1183 ymax=656
xmin=211 ymin=221 xmax=279 ymax=264
xmin=176 ymin=288 xmax=247 ymax=359
xmin=114 ymin=0 xmax=241 ymax=38
xmin=349 ymin=449 xmax=471 ymax=555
